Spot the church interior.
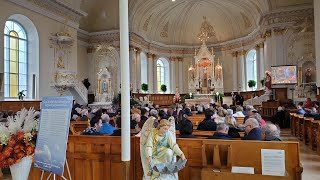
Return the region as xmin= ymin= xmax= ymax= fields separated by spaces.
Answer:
xmin=1 ymin=0 xmax=320 ymax=179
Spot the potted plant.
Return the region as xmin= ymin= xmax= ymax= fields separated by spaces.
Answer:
xmin=160 ymin=84 xmax=167 ymax=93
xmin=18 ymin=90 xmax=27 ymax=100
xmin=248 ymin=80 xmax=256 ymax=91
xmin=141 ymin=83 xmax=148 ymax=93
xmin=0 ymin=107 xmax=40 ymax=179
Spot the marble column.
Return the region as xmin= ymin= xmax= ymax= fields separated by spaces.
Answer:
xmin=119 ymin=0 xmax=130 ymax=169
xmin=263 ymin=30 xmax=272 ymax=72
xmin=255 ymin=45 xmax=261 ymax=90
xmin=315 ymin=0 xmax=320 ymax=88
xmin=178 ymin=58 xmax=183 ymax=93
xmin=259 ymin=43 xmax=265 ymax=81
xmin=87 ymin=47 xmax=95 ymax=95
xmin=232 ymin=51 xmax=238 ymax=92
xmin=272 ymin=28 xmax=287 ymax=66
xmin=170 ymin=57 xmax=176 ymax=93
xmin=135 ymin=48 xmax=141 ymax=92
xmin=147 ymin=53 xmax=154 ymax=93
xmin=239 ymin=50 xmax=246 ymax=91
xmin=129 ymin=47 xmax=136 ymax=92
xmin=175 ymin=58 xmax=179 ymax=92
xmin=153 ymin=55 xmax=158 ymax=93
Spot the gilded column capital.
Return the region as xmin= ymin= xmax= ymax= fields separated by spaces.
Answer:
xmin=147 ymin=53 xmax=153 ymax=59
xmin=177 ymin=57 xmax=183 ymax=62
xmin=135 ymin=48 xmax=141 ymax=53
xmin=262 ymin=30 xmax=272 ymax=39
xmin=232 ymin=51 xmax=238 ymax=57
xmin=273 ymin=28 xmax=287 ymax=36
xmin=255 ymin=45 xmax=260 ymax=50
xmin=238 ymin=50 xmax=247 ymax=56
xmin=259 ymin=43 xmax=264 ymax=48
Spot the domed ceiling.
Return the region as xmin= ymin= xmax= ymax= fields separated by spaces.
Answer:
xmin=79 ymin=0 xmax=312 ymax=46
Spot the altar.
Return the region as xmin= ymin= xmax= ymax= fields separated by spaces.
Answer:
xmin=185 ymin=94 xmax=214 ymax=106
xmin=187 ymin=17 xmax=224 ymax=95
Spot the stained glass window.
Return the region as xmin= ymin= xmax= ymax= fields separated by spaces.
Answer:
xmin=4 ymin=21 xmax=27 ymax=98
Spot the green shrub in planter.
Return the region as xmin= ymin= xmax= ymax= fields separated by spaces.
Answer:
xmin=160 ymin=84 xmax=167 ymax=93
xmin=141 ymin=83 xmax=148 ymax=92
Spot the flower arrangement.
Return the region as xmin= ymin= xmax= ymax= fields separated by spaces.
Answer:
xmin=0 ymin=107 xmax=40 ymax=168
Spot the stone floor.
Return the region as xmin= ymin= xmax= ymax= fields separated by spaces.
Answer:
xmin=1 ymin=129 xmax=320 ymax=179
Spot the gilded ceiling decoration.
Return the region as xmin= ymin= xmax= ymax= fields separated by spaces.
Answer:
xmin=143 ymin=14 xmax=153 ymax=31
xmin=160 ymin=21 xmax=169 ymax=38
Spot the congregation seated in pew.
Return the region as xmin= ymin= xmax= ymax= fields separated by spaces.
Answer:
xmin=242 ymin=118 xmax=263 ymax=140
xmin=99 ymin=113 xmax=115 ymax=135
xmin=197 ymin=109 xmax=217 ymax=131
xmin=178 ymin=120 xmax=196 ymax=138
xmin=111 ymin=117 xmax=122 ymax=136
xmin=81 ymin=115 xmax=102 ymax=135
xmin=207 ymin=123 xmax=232 ymax=140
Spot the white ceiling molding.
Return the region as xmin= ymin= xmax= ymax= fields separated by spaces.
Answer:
xmin=78 ymin=6 xmax=313 ymax=57
xmin=9 ymin=0 xmax=87 ymax=29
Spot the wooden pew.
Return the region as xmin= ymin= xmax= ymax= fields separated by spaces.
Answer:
xmin=235 ymin=117 xmax=245 ymax=124
xmin=28 ymin=136 xmax=302 ymax=180
xmin=201 ymin=140 xmax=302 ymax=180
xmin=298 ymin=115 xmax=305 ymax=141
xmin=290 ymin=113 xmax=296 ymax=136
xmin=188 ymin=115 xmax=205 ymax=126
xmin=69 ymin=121 xmax=88 ymax=135
xmin=309 ymin=119 xmax=319 ymax=151
xmin=303 ymin=117 xmax=313 ymax=145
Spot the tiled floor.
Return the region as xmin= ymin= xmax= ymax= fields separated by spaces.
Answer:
xmin=281 ymin=129 xmax=320 ymax=180
xmin=1 ymin=130 xmax=319 ymax=179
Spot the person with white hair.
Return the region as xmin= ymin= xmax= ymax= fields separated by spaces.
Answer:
xmin=262 ymin=123 xmax=281 ymax=141
xmin=242 ymin=118 xmax=262 ymax=140
xmin=208 ymin=123 xmax=232 ymax=140
xmin=99 ymin=113 xmax=115 ymax=135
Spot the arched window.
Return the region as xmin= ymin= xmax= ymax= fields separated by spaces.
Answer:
xmin=4 ymin=21 xmax=28 ymax=98
xmin=246 ymin=49 xmax=257 ymax=90
xmin=156 ymin=58 xmax=170 ymax=93
xmin=140 ymin=52 xmax=147 ymax=84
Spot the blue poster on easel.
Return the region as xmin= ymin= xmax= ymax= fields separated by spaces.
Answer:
xmin=34 ymin=96 xmax=73 ymax=176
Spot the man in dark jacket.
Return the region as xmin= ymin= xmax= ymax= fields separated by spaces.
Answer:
xmin=208 ymin=123 xmax=232 ymax=140
xmin=262 ymin=123 xmax=281 ymax=141
xmin=197 ymin=109 xmax=217 ymax=131
xmin=242 ymin=118 xmax=262 ymax=140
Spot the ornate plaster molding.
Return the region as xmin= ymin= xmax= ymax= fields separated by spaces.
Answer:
xmin=78 ymin=6 xmax=313 ymax=57
xmin=9 ymin=0 xmax=87 ymax=29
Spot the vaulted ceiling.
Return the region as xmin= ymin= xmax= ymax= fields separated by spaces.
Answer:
xmin=79 ymin=0 xmax=312 ymax=45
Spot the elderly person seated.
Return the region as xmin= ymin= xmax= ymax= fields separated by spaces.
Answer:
xmin=224 ymin=116 xmax=241 ymax=138
xmin=131 ymin=113 xmax=141 ymax=129
xmin=178 ymin=120 xmax=196 ymax=138
xmin=233 ymin=106 xmax=245 ymax=118
xmin=82 ymin=116 xmax=102 ymax=135
xmin=242 ymin=118 xmax=262 ymax=140
xmin=262 ymin=123 xmax=281 ymax=141
xmin=99 ymin=114 xmax=116 ymax=135
xmin=208 ymin=123 xmax=232 ymax=140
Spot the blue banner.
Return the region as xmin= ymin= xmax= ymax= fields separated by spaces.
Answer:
xmin=34 ymin=96 xmax=73 ymax=176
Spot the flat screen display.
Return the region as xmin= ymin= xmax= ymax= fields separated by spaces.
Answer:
xmin=271 ymin=65 xmax=297 ymax=84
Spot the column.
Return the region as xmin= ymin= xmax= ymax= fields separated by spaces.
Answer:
xmin=263 ymin=30 xmax=272 ymax=72
xmin=178 ymin=58 xmax=183 ymax=93
xmin=232 ymin=52 xmax=238 ymax=92
xmin=170 ymin=57 xmax=176 ymax=93
xmin=153 ymin=55 xmax=158 ymax=93
xmin=255 ymin=45 xmax=261 ymax=90
xmin=147 ymin=53 xmax=154 ymax=93
xmin=315 ymin=0 xmax=320 ymax=88
xmin=87 ymin=47 xmax=95 ymax=95
xmin=119 ymin=0 xmax=130 ymax=178
xmin=239 ymin=50 xmax=246 ymax=92
xmin=129 ymin=47 xmax=136 ymax=92
xmin=273 ymin=28 xmax=286 ymax=66
xmin=174 ymin=58 xmax=179 ymax=92
xmin=135 ymin=48 xmax=141 ymax=92
xmin=259 ymin=43 xmax=265 ymax=81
